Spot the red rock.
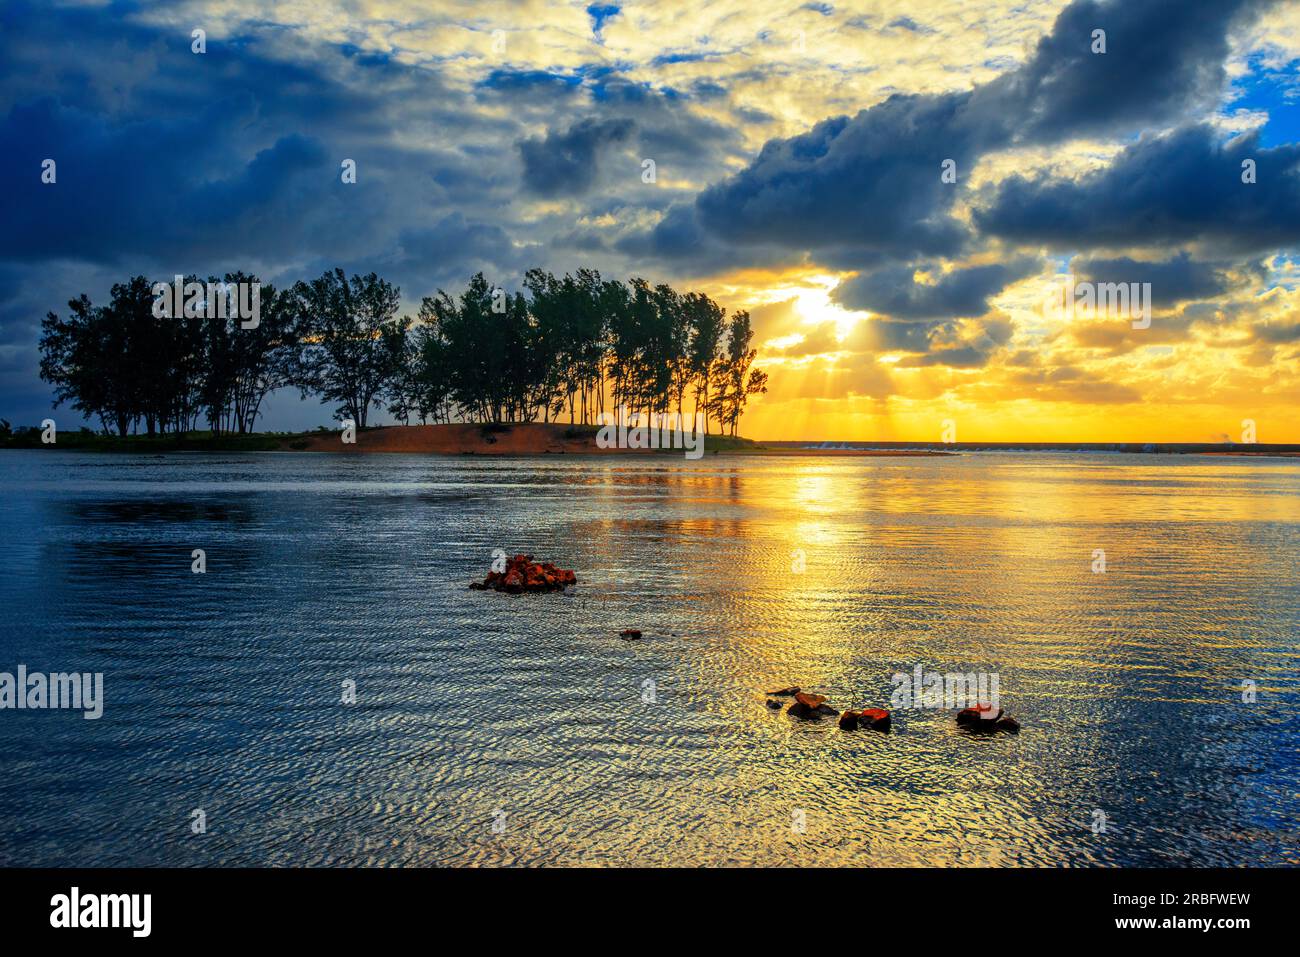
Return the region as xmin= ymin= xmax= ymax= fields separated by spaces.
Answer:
xmin=789 ymin=691 xmax=832 ymax=719
xmin=619 ymin=629 xmax=642 ymax=639
xmin=470 ymin=555 xmax=577 ymax=594
xmin=859 ymin=708 xmax=891 ymax=731
xmin=955 ymin=703 xmax=1002 ymax=727
xmin=957 ymin=703 xmax=1019 ymax=734
xmin=839 ymin=708 xmax=891 ymax=731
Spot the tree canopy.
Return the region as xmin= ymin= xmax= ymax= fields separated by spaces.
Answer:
xmin=38 ymin=267 xmax=768 ymax=437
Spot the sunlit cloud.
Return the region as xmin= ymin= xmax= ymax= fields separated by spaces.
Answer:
xmin=1 ymin=0 xmax=1297 ymax=438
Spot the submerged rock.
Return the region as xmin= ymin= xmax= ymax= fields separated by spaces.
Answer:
xmin=766 ymin=686 xmax=801 ymax=696
xmin=955 ymin=703 xmax=1003 ymax=728
xmin=839 ymin=708 xmax=891 ymax=732
xmin=957 ymin=704 xmax=1019 ymax=733
xmin=765 ymin=698 xmax=783 ymax=710
xmin=470 ymin=554 xmax=576 ymax=594
xmin=788 ymin=691 xmax=830 ymax=719
xmin=860 ymin=708 xmax=891 ymax=731
xmin=619 ymin=628 xmax=642 ymax=640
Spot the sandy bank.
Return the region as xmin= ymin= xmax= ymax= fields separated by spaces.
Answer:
xmin=285 ymin=423 xmax=953 ymax=456
xmin=293 ymin=423 xmax=604 ymax=455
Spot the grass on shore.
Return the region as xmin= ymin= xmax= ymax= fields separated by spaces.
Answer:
xmin=555 ymin=422 xmax=763 ymax=452
xmin=1 ymin=423 xmax=765 ymax=454
xmin=1 ymin=428 xmax=316 ymax=452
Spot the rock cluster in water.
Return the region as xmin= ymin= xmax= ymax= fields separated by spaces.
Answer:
xmin=766 ymin=687 xmax=891 ymax=731
xmin=767 ymin=686 xmax=1021 ymax=735
xmin=839 ymin=708 xmax=892 ymax=732
xmin=469 ymin=554 xmax=576 ymax=594
xmin=956 ymin=703 xmax=1020 ymax=733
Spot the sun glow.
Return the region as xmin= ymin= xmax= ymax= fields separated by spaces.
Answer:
xmin=751 ymin=272 xmax=868 ymax=345
xmin=795 ymin=275 xmax=866 ymax=342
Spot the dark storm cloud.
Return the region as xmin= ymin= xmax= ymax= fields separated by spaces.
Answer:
xmin=0 ymin=4 xmax=522 ymax=279
xmin=0 ymin=1 xmax=642 ymax=301
xmin=976 ymin=126 xmax=1300 ymax=253
xmin=514 ymin=76 xmax=747 ymax=202
xmin=286 ymin=213 xmax=536 ymax=302
xmin=664 ymin=0 xmax=1274 ymax=265
xmin=992 ymin=0 xmax=1270 ymax=141
xmin=1072 ymin=252 xmax=1250 ymax=308
xmin=570 ymin=72 xmax=749 ymax=169
xmin=616 ymin=203 xmax=795 ymax=279
xmin=518 ymin=117 xmax=636 ymax=198
xmin=865 ymin=319 xmax=936 ymax=353
xmin=693 ymin=95 xmax=987 ymax=257
xmin=3 ymin=1 xmax=712 ymax=426
xmin=0 ymin=98 xmax=339 ymax=263
xmin=477 ymin=69 xmax=584 ymax=99
xmin=834 ymin=258 xmax=1041 ymax=317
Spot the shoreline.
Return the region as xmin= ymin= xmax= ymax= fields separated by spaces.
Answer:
xmin=2 ymin=423 xmax=1298 ymax=457
xmin=0 ymin=423 xmax=952 ymax=456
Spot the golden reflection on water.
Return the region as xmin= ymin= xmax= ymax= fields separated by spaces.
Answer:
xmin=547 ymin=454 xmax=1300 ymax=865
xmin=3 ymin=451 xmax=1296 ymax=866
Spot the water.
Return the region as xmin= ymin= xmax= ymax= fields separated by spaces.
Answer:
xmin=0 ymin=450 xmax=1297 ymax=867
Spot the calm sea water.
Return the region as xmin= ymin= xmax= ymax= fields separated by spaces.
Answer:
xmin=0 ymin=450 xmax=1297 ymax=867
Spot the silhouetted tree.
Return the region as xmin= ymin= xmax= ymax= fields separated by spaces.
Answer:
xmin=294 ymin=269 xmax=406 ymax=429
xmin=709 ymin=310 xmax=768 ymax=436
xmin=36 ymin=266 xmax=769 ymax=437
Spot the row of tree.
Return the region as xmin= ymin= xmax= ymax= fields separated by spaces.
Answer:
xmin=38 ymin=269 xmax=768 ymax=437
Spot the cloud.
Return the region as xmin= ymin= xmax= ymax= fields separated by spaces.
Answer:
xmin=895 ymin=346 xmax=991 ymax=368
xmin=518 ymin=117 xmax=636 ymax=197
xmin=1073 ymin=252 xmax=1235 ymax=300
xmin=1 ymin=0 xmax=1298 ymax=437
xmin=976 ymin=125 xmax=1300 ymax=253
xmin=668 ymin=0 xmax=1276 ymax=266
xmin=835 ymin=257 xmax=1040 ymax=317
xmin=1004 ymin=367 xmax=1144 ymax=404
xmin=997 ymin=0 xmax=1272 ymax=140
xmin=692 ymin=95 xmax=982 ymax=258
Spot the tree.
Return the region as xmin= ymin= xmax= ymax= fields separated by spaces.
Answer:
xmin=709 ymin=310 xmax=767 ymax=436
xmin=36 ymin=265 xmax=772 ymax=438
xmin=221 ymin=274 xmax=298 ymax=434
xmin=682 ymin=291 xmax=725 ymax=433
xmin=294 ymin=269 xmax=406 ymax=428
xmin=40 ymin=294 xmax=124 ymax=434
xmin=38 ymin=279 xmax=171 ymax=436
xmin=407 ymin=321 xmax=453 ymax=424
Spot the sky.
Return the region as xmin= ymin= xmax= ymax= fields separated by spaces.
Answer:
xmin=1 ymin=0 xmax=1298 ymax=441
